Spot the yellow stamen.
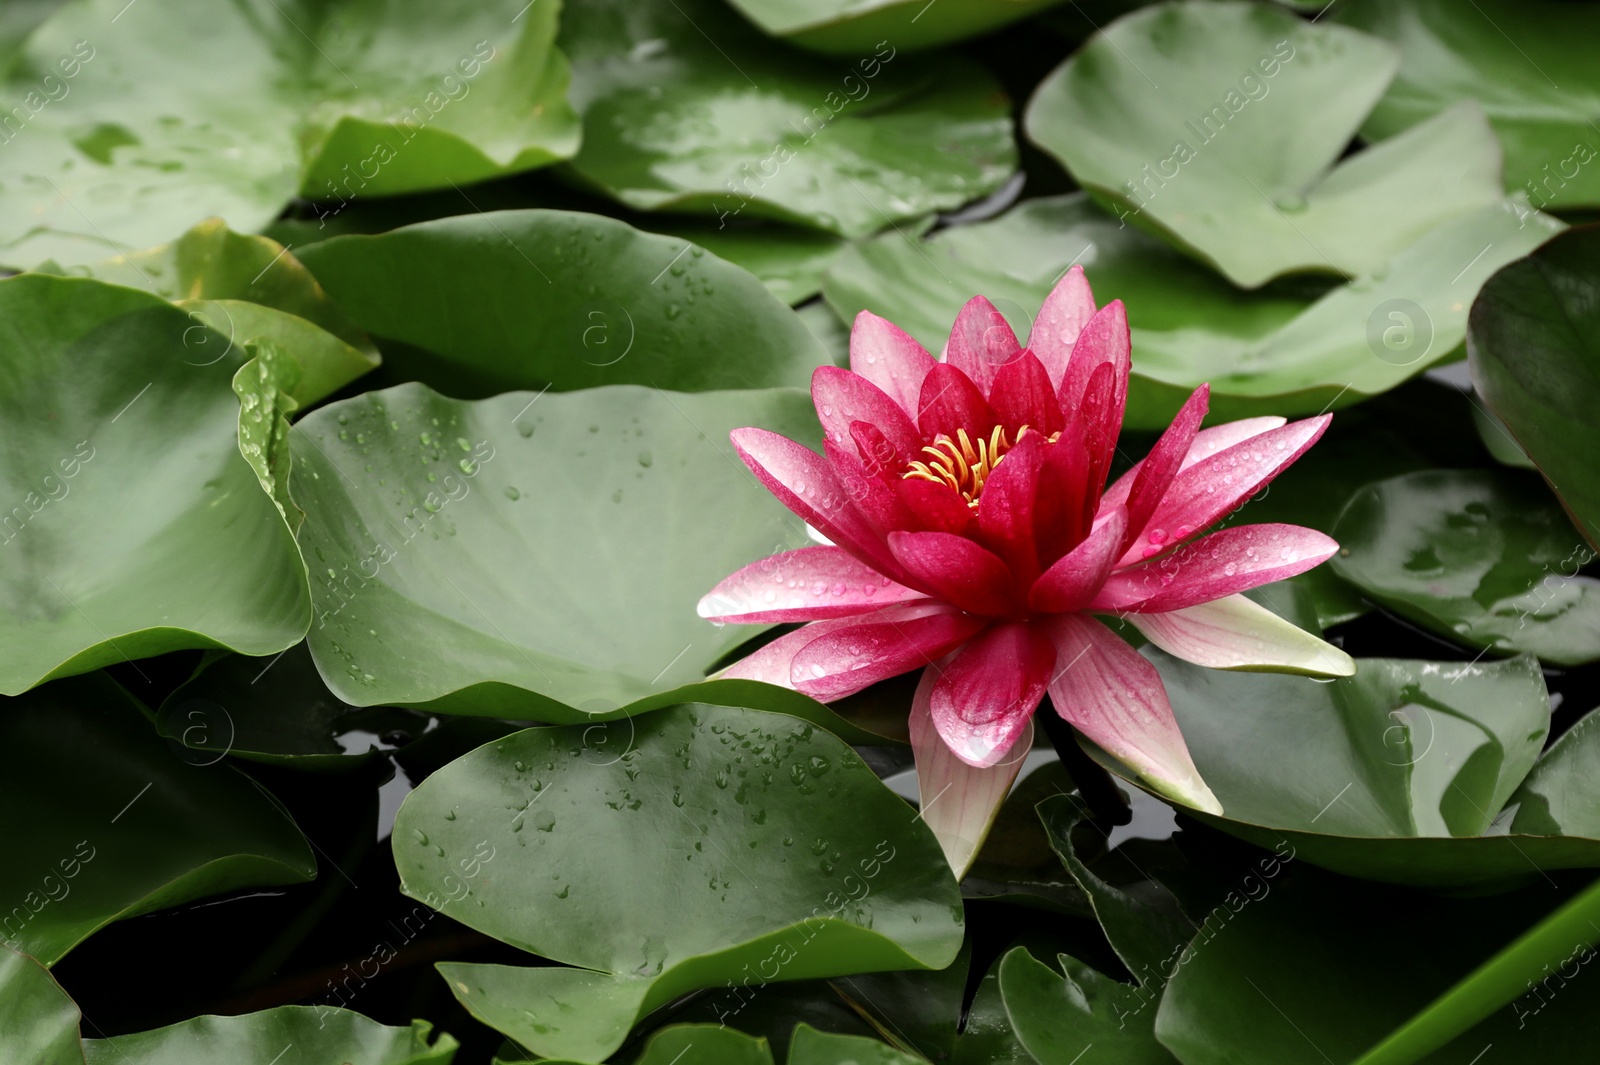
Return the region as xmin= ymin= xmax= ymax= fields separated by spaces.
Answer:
xmin=902 ymin=424 xmax=1057 ymax=509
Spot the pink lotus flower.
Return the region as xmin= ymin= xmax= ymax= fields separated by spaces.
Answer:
xmin=699 ymin=268 xmax=1353 ymax=838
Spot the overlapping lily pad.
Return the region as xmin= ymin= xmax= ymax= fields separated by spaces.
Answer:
xmin=999 ymin=947 xmax=1178 ymax=1064
xmin=292 ymin=380 xmax=901 ymax=738
xmin=392 ymin=704 xmax=963 ymax=1062
xmin=0 ymin=0 xmax=578 ymax=268
xmin=0 ymin=673 xmax=315 ymax=964
xmin=1155 ymin=867 xmax=1600 ymax=1065
xmin=1080 ymin=628 xmax=1600 ymax=886
xmin=557 ymin=0 xmax=1016 ymax=239
xmin=0 ymin=948 xmax=80 ymax=1065
xmin=823 ymin=193 xmax=1560 ymax=427
xmin=1331 ymin=469 xmax=1600 ymax=666
xmin=82 ymin=1007 xmax=458 ymax=1064
xmin=297 ymin=211 xmax=829 ymax=397
xmin=1341 ymin=0 xmax=1600 ymax=211
xmin=1024 ymin=2 xmax=1505 ymax=288
xmin=1468 ymin=226 xmax=1600 ymax=551
xmin=0 ymin=275 xmax=310 ymax=696
xmin=722 ymin=0 xmax=1066 ymax=55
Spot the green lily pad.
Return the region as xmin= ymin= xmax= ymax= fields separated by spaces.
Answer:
xmin=1024 ymin=2 xmax=1506 ymax=288
xmin=1341 ymin=0 xmax=1600 ymax=211
xmin=822 ymin=193 xmax=1561 ymax=428
xmin=787 ymin=1025 xmax=923 ymax=1065
xmin=296 ymin=211 xmax=829 ymax=397
xmin=1083 ymin=638 xmax=1600 ymax=887
xmin=1153 ymin=866 xmax=1600 ymax=1065
xmin=999 ymin=948 xmax=1179 ymax=1064
xmin=1468 ymin=225 xmax=1600 ymax=550
xmin=558 ymin=0 xmax=1016 ymax=239
xmin=155 ymin=643 xmax=427 ymax=769
xmin=0 ymin=0 xmax=578 ymax=268
xmin=0 ymin=673 xmax=315 ymax=964
xmin=0 ymin=947 xmax=81 ymax=1065
xmin=392 ymin=704 xmax=963 ymax=1063
xmin=292 ymin=382 xmax=830 ymax=721
xmin=721 ymin=0 xmax=1065 ymax=55
xmin=0 ymin=275 xmax=310 ymax=696
xmin=81 ymin=1007 xmax=457 ymax=1064
xmin=1331 ymin=469 xmax=1600 ymax=666
xmin=1510 ymin=704 xmax=1600 ymax=837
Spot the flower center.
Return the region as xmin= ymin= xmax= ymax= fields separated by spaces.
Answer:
xmin=902 ymin=426 xmax=1045 ymax=509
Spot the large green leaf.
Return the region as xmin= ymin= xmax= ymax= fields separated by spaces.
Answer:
xmin=1153 ymin=866 xmax=1600 ymax=1065
xmin=787 ymin=1025 xmax=923 ymax=1065
xmin=1341 ymin=0 xmax=1600 ymax=211
xmin=558 ymin=0 xmax=1016 ymax=239
xmin=0 ymin=948 xmax=82 ymax=1065
xmin=721 ymin=0 xmax=1064 ymax=55
xmin=0 ymin=673 xmax=315 ymax=964
xmin=1024 ymin=2 xmax=1504 ymax=288
xmin=81 ymin=1007 xmax=456 ymax=1064
xmin=1468 ymin=225 xmax=1600 ymax=550
xmin=1000 ymin=948 xmax=1179 ymax=1065
xmin=293 ymin=382 xmax=840 ymax=721
xmin=392 ymin=704 xmax=963 ymax=1062
xmin=1331 ymin=469 xmax=1600 ymax=666
xmin=296 ymin=211 xmax=829 ymax=397
xmin=0 ymin=275 xmax=309 ymax=695
xmin=1510 ymin=705 xmax=1600 ymax=837
xmin=823 ymin=193 xmax=1561 ymax=427
xmin=0 ymin=0 xmax=578 ymax=268
xmin=1084 ymin=639 xmax=1588 ymax=887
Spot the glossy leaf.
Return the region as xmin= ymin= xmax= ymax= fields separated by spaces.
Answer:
xmin=558 ymin=0 xmax=1016 ymax=239
xmin=297 ymin=211 xmax=828 ymax=397
xmin=1085 ymin=639 xmax=1574 ymax=887
xmin=293 ymin=382 xmax=850 ymax=721
xmin=393 ymin=704 xmax=963 ymax=1062
xmin=81 ymin=1006 xmax=457 ymax=1064
xmin=1469 ymin=225 xmax=1600 ymax=550
xmin=0 ymin=275 xmax=309 ymax=696
xmin=1332 ymin=470 xmax=1600 ymax=666
xmin=155 ymin=643 xmax=426 ymax=768
xmin=788 ymin=1024 xmax=923 ymax=1065
xmin=1510 ymin=704 xmax=1600 ymax=837
xmin=721 ymin=0 xmax=1066 ymax=55
xmin=0 ymin=947 xmax=82 ymax=1065
xmin=0 ymin=673 xmax=315 ymax=964
xmin=1153 ymin=866 xmax=1600 ymax=1065
xmin=1000 ymin=948 xmax=1178 ymax=1065
xmin=823 ymin=193 xmax=1560 ymax=428
xmin=1024 ymin=2 xmax=1504 ymax=288
xmin=0 ymin=0 xmax=578 ymax=268
xmin=1341 ymin=0 xmax=1600 ymax=210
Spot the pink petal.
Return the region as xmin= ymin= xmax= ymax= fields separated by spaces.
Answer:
xmin=1096 ymin=524 xmax=1339 ymax=613
xmin=731 ymin=427 xmax=895 ymax=573
xmin=1030 ymin=265 xmax=1097 ymax=388
xmin=889 ymin=530 xmax=1019 ymax=616
xmin=1118 ymin=416 xmax=1331 ymax=565
xmin=1029 ymin=506 xmax=1128 ymax=614
xmin=812 ymin=366 xmax=920 ymax=464
xmin=1129 ymin=594 xmax=1354 ymax=677
xmin=718 ymin=601 xmax=974 ymax=695
xmin=897 ymin=478 xmax=977 ymax=537
xmin=1045 ymin=615 xmax=1221 ymax=815
xmin=918 ymin=363 xmax=998 ymax=444
xmin=698 ymin=546 xmax=926 ymax=624
xmin=944 ymin=296 xmax=1021 ymax=396
xmin=1102 ymin=415 xmax=1287 ymax=512
xmin=827 ymin=440 xmax=914 ymax=537
xmin=849 ymin=311 xmax=937 ymax=417
xmin=988 ymin=351 xmax=1065 ymax=437
xmin=1075 ymin=360 xmax=1119 ymax=513
xmin=1056 ymin=300 xmax=1130 ymax=442
xmin=911 ymin=666 xmax=1035 ymax=877
xmin=790 ymin=605 xmax=988 ymax=701
xmin=928 ymin=621 xmax=1054 ymax=768
xmin=1119 ymin=384 xmax=1208 ymax=554
xmin=849 ymin=421 xmax=902 ymax=480
xmin=977 ymin=430 xmax=1044 ymax=582
xmin=1033 ymin=424 xmax=1095 ymax=566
